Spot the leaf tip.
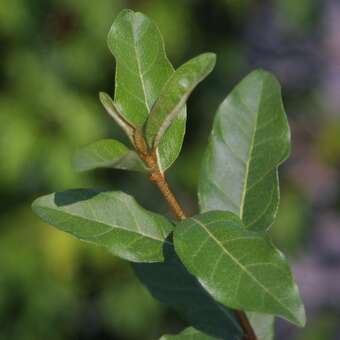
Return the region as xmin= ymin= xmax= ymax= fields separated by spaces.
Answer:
xmin=197 ymin=52 xmax=217 ymax=73
xmin=118 ymin=8 xmax=135 ymax=16
xmin=109 ymin=9 xmax=136 ymax=26
xmin=107 ymin=9 xmax=134 ymax=50
xmin=98 ymin=92 xmax=119 ymax=118
xmin=294 ymin=303 xmax=307 ymax=328
xmin=107 ymin=9 xmax=149 ymax=50
xmin=99 ymin=91 xmax=109 ymax=105
xmin=31 ymin=197 xmax=39 ymax=211
xmin=98 ymin=91 xmax=115 ymax=118
xmin=205 ymin=52 xmax=217 ymax=63
xmin=249 ymin=68 xmax=281 ymax=87
xmin=31 ymin=195 xmax=45 ymax=218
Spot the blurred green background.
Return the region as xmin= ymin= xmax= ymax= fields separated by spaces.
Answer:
xmin=1 ymin=0 xmax=340 ymax=339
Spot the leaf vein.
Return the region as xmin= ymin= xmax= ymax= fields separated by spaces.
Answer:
xmin=192 ymin=217 xmax=296 ymax=319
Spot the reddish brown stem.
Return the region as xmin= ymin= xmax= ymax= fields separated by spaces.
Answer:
xmin=137 ymin=139 xmax=257 ymax=340
xmin=149 ymin=170 xmax=186 ymax=220
xmin=151 ymin=172 xmax=257 ymax=339
xmin=235 ymin=311 xmax=258 ymax=340
xmin=139 ymin=146 xmax=185 ymax=220
xmin=151 ymin=169 xmax=257 ymax=340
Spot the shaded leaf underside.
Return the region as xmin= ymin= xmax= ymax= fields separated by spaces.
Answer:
xmin=73 ymin=139 xmax=148 ymax=173
xmin=134 ymin=242 xmax=243 ymax=340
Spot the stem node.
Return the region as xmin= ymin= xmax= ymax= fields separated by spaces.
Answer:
xmin=137 ymin=135 xmax=257 ymax=340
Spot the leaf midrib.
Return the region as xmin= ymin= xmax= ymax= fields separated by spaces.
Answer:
xmin=39 ymin=205 xmax=170 ymax=244
xmin=191 ymin=217 xmax=296 ymax=321
xmin=239 ymin=80 xmax=264 ymax=220
xmin=131 ymin=19 xmax=150 ymax=113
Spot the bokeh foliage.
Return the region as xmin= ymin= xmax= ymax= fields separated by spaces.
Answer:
xmin=1 ymin=0 xmax=339 ymax=339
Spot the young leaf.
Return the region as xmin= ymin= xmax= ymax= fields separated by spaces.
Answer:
xmin=160 ymin=327 xmax=216 ymax=340
xmin=99 ymin=92 xmax=135 ymax=143
xmin=134 ymin=242 xmax=243 ymax=340
xmin=32 ymin=190 xmax=173 ymax=263
xmin=198 ymin=70 xmax=290 ymax=231
xmin=108 ymin=9 xmax=172 ymax=125
xmin=145 ymin=53 xmax=216 ymax=148
xmin=73 ymin=139 xmax=148 ymax=173
xmin=108 ymin=9 xmax=186 ymax=171
xmin=173 ymin=211 xmax=306 ymax=327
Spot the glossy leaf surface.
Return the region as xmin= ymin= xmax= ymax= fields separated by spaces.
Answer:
xmin=160 ymin=327 xmax=216 ymax=340
xmin=145 ymin=53 xmax=216 ymax=148
xmin=174 ymin=211 xmax=306 ymax=326
xmin=134 ymin=242 xmax=243 ymax=340
xmin=199 ymin=70 xmax=290 ymax=231
xmin=32 ymin=190 xmax=173 ymax=263
xmin=73 ymin=139 xmax=148 ymax=173
xmin=108 ymin=9 xmax=186 ymax=171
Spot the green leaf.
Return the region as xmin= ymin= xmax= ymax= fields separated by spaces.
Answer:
xmin=99 ymin=92 xmax=135 ymax=143
xmin=145 ymin=53 xmax=216 ymax=148
xmin=173 ymin=211 xmax=306 ymax=327
xmin=247 ymin=313 xmax=275 ymax=340
xmin=107 ymin=9 xmax=172 ymax=126
xmin=134 ymin=242 xmax=243 ymax=340
xmin=108 ymin=9 xmax=186 ymax=171
xmin=32 ymin=189 xmax=173 ymax=263
xmin=160 ymin=327 xmax=216 ymax=340
xmin=198 ymin=70 xmax=290 ymax=231
xmin=72 ymin=139 xmax=148 ymax=173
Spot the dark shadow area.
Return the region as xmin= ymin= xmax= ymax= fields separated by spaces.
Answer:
xmin=54 ymin=188 xmax=107 ymax=206
xmin=134 ymin=236 xmax=243 ymax=339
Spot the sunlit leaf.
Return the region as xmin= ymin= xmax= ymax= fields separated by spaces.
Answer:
xmin=199 ymin=70 xmax=290 ymax=231
xmin=107 ymin=9 xmax=186 ymax=171
xmin=174 ymin=211 xmax=305 ymax=326
xmin=32 ymin=190 xmax=173 ymax=263
xmin=145 ymin=53 xmax=216 ymax=148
